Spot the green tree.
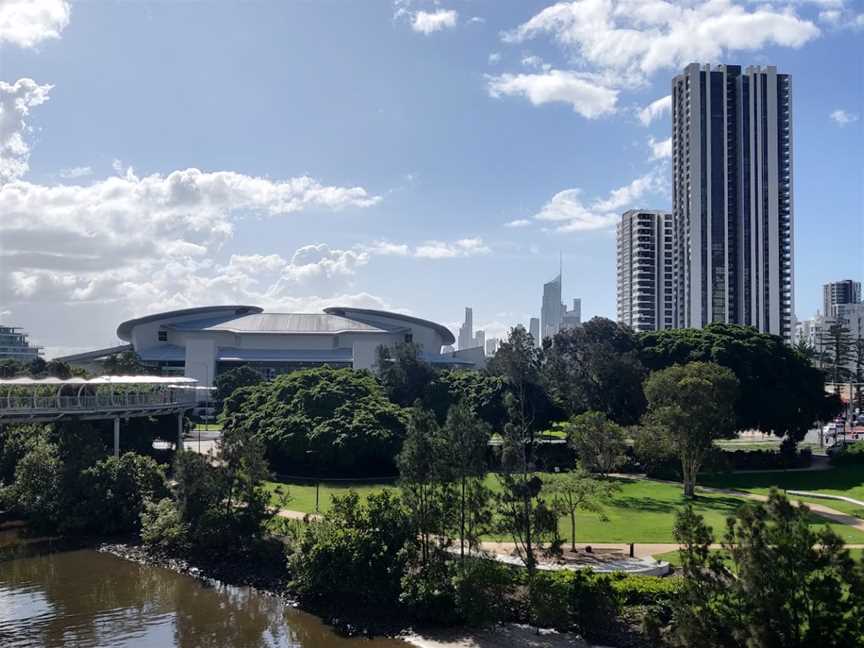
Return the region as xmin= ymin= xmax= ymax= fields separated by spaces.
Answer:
xmin=221 ymin=367 xmax=408 ymax=476
xmin=375 ymin=342 xmax=438 ymax=407
xmin=424 ymin=369 xmax=507 ymax=429
xmin=643 ymin=362 xmax=738 ymax=498
xmin=672 ymin=491 xmax=864 ymax=647
xmin=549 ymin=468 xmax=618 ymax=552
xmin=101 ymin=350 xmax=155 ymax=375
xmin=489 ymin=326 xmax=558 ymax=577
xmin=397 ymin=406 xmax=448 ymax=564
xmin=543 ymin=318 xmax=647 ymax=424
xmin=214 ymin=365 xmax=263 ymax=404
xmin=440 ymin=400 xmax=492 ymax=561
xmin=564 ymin=410 xmax=627 ymax=476
xmin=820 ymin=321 xmax=854 ymax=386
xmin=640 ymin=324 xmax=838 ymax=443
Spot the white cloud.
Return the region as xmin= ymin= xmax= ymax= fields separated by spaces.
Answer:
xmin=0 ymin=0 xmax=70 ymax=48
xmin=414 ymin=238 xmax=491 ymax=259
xmin=412 ymin=9 xmax=458 ymax=34
xmin=488 ymin=52 xmax=501 ymax=64
xmin=364 ymin=241 xmax=411 ymax=256
xmin=533 ymin=169 xmax=663 ymax=232
xmin=830 ymin=109 xmax=859 ymax=125
xmin=504 ymin=0 xmax=819 ymax=83
xmin=638 ymin=94 xmax=671 ymax=126
xmin=521 ymin=55 xmax=550 ymax=71
xmin=0 ymin=79 xmax=53 ymax=184
xmin=648 ymin=136 xmax=672 ymax=160
xmin=486 ymin=69 xmax=618 ymax=118
xmin=58 ymin=165 xmax=93 ymax=179
xmin=504 ymin=219 xmax=532 ymax=228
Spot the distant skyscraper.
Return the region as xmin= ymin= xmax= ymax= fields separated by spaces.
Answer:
xmin=823 ymin=280 xmax=861 ymax=317
xmin=485 ymin=337 xmax=498 ymax=356
xmin=617 ymin=210 xmax=674 ymax=332
xmin=672 ymin=63 xmax=794 ymax=340
xmin=457 ymin=307 xmax=473 ymax=350
xmin=529 ymin=317 xmax=540 ymax=346
xmin=541 ymin=273 xmax=563 ymax=340
xmin=474 ymin=329 xmax=485 ymax=351
xmin=562 ymin=298 xmax=582 ymax=329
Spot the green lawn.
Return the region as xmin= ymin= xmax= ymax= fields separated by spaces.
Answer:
xmin=702 ymin=465 xmax=864 ymax=505
xmin=654 ymin=547 xmax=864 ymax=568
xmin=265 ymin=474 xmax=864 ymax=544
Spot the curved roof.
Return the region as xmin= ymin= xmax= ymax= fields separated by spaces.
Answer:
xmin=324 ymin=306 xmax=456 ymax=346
xmin=117 ymin=305 xmax=262 ymax=341
xmin=167 ymin=313 xmax=398 ymax=335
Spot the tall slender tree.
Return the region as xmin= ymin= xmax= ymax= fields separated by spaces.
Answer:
xmin=440 ymin=400 xmax=491 ymax=562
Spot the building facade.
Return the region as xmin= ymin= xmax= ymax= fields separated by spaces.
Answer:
xmin=457 ymin=307 xmax=474 ymax=350
xmin=59 ymin=305 xmax=473 ymax=386
xmin=672 ymin=63 xmax=794 ymax=340
xmin=824 ymin=280 xmax=861 ymax=317
xmin=529 ymin=317 xmax=540 ymax=346
xmin=617 ymin=210 xmax=674 ymax=332
xmin=0 ymin=325 xmax=42 ymax=363
xmin=541 ymin=274 xmax=563 ymax=340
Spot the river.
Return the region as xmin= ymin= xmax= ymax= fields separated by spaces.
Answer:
xmin=0 ymin=527 xmax=408 ymax=648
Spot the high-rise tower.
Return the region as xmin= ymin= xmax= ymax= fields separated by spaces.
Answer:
xmin=617 ymin=210 xmax=674 ymax=332
xmin=457 ymin=307 xmax=473 ymax=350
xmin=672 ymin=63 xmax=794 ymax=340
xmin=541 ymin=273 xmax=563 ymax=340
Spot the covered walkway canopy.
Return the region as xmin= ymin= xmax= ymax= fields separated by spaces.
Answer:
xmin=0 ymin=375 xmax=210 ymax=456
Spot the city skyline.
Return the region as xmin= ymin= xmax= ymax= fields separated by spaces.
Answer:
xmin=1 ymin=1 xmax=861 ymax=357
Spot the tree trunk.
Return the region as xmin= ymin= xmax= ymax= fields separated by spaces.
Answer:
xmin=460 ymin=475 xmax=466 ymax=562
xmin=570 ymin=512 xmax=576 ymax=552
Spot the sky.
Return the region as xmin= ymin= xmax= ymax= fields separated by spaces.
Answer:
xmin=0 ymin=0 xmax=862 ymax=358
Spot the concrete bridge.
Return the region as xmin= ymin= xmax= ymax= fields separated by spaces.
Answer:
xmin=0 ymin=376 xmax=207 ymax=456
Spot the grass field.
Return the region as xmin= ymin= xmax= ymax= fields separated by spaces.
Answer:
xmin=654 ymin=547 xmax=864 ymax=567
xmin=265 ymin=474 xmax=864 ymax=544
xmin=702 ymin=465 xmax=864 ymax=506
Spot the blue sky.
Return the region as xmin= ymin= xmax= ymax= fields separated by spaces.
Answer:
xmin=0 ymin=0 xmax=861 ymax=356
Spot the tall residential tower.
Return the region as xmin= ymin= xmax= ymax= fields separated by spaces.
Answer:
xmin=672 ymin=63 xmax=794 ymax=340
xmin=617 ymin=210 xmax=674 ymax=332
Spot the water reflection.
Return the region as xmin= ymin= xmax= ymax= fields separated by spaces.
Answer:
xmin=0 ymin=534 xmax=406 ymax=648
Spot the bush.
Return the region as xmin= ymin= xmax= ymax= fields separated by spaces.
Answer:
xmin=400 ymin=557 xmax=459 ymax=625
xmin=141 ymin=497 xmax=189 ymax=552
xmin=452 ymin=558 xmax=515 ymax=625
xmin=608 ymin=573 xmax=681 ymax=606
xmin=527 ymin=570 xmax=618 ymax=638
xmin=289 ymin=491 xmax=412 ymax=613
xmin=529 ymin=571 xmax=572 ymax=629
xmin=830 ymin=441 xmax=864 ymax=466
xmin=78 ymin=453 xmax=168 ymax=535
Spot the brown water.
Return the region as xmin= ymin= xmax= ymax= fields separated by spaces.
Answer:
xmin=0 ymin=529 xmax=408 ymax=648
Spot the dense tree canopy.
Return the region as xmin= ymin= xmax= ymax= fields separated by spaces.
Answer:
xmin=543 ymin=318 xmax=647 ymax=425
xmin=639 ymin=324 xmax=840 ymax=440
xmin=215 ymin=364 xmax=264 ymax=403
xmin=222 ymin=367 xmax=408 ymax=476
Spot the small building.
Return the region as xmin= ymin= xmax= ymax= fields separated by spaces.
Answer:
xmin=59 ymin=305 xmax=475 ymax=385
xmin=0 ymin=325 xmax=42 ymax=363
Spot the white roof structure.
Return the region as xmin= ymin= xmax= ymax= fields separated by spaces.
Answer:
xmin=0 ymin=376 xmax=199 ymax=385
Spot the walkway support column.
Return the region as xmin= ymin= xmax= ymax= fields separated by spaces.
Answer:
xmin=177 ymin=412 xmax=184 ymax=452
xmin=113 ymin=416 xmax=120 ymax=458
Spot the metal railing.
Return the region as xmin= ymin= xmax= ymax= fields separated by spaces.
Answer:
xmin=1 ymin=389 xmax=197 ymax=414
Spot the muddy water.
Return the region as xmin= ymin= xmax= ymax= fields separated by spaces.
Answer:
xmin=0 ymin=530 xmax=407 ymax=648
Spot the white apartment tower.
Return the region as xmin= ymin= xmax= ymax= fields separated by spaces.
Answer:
xmin=617 ymin=210 xmax=674 ymax=332
xmin=672 ymin=63 xmax=794 ymax=340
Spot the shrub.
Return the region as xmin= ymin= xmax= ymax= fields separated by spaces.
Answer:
xmin=400 ymin=557 xmax=459 ymax=625
xmin=452 ymin=558 xmax=515 ymax=625
xmin=289 ymin=491 xmax=412 ymax=613
xmin=830 ymin=440 xmax=864 ymax=466
xmin=141 ymin=497 xmax=189 ymax=552
xmin=609 ymin=573 xmax=681 ymax=606
xmin=529 ymin=571 xmax=572 ymax=629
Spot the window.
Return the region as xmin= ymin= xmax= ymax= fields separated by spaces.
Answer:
xmin=404 ymin=333 xmax=413 ymax=343
xmin=158 ymin=331 xmax=168 ymax=342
